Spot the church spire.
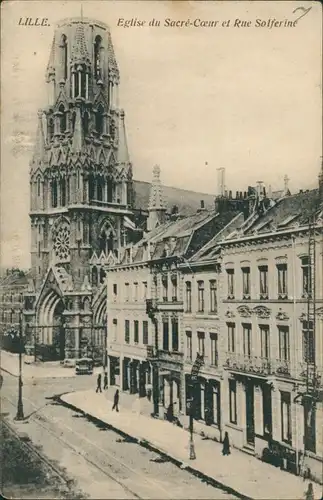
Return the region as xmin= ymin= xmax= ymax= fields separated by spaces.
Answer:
xmin=117 ymin=110 xmax=130 ymax=165
xmin=147 ymin=165 xmax=166 ymax=231
xmin=71 ymin=20 xmax=89 ymax=63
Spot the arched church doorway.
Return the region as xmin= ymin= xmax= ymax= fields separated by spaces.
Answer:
xmin=52 ymin=300 xmax=66 ymax=360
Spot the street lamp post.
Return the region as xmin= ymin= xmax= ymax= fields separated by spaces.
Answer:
xmin=188 ymin=376 xmax=196 ymax=460
xmin=146 ymin=298 xmax=159 ymax=417
xmin=15 ymin=309 xmax=24 ymax=421
xmin=103 ymin=324 xmax=108 ymax=371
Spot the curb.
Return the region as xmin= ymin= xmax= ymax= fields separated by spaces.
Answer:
xmin=56 ymin=394 xmax=252 ymax=500
xmin=0 ymin=366 xmax=76 ymax=380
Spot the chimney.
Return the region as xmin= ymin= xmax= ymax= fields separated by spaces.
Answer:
xmin=268 ymin=184 xmax=273 ymax=198
xmin=229 ymin=190 xmax=232 ymax=199
xmin=198 ymin=199 xmax=206 ymax=212
xmin=200 ymin=199 xmax=205 ymax=209
xmin=217 ymin=167 xmax=225 ymax=197
xmin=236 ymin=191 xmax=239 ymax=199
xmin=284 ymin=174 xmax=290 ymax=195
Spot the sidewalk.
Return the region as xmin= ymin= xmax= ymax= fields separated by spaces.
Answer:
xmin=0 ymin=350 xmax=78 ymax=379
xmin=60 ymin=389 xmax=322 ymax=500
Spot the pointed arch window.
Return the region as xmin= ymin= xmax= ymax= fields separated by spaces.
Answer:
xmin=48 ymin=118 xmax=54 ymax=142
xmin=83 ymin=111 xmax=89 ymax=136
xmin=97 ymin=177 xmax=104 ymax=201
xmin=71 ymin=111 xmax=76 ymax=132
xmin=60 ymin=34 xmax=68 ymax=81
xmin=37 ymin=177 xmax=41 ymax=197
xmin=59 ymin=104 xmax=66 ymax=134
xmin=60 ymin=177 xmax=66 ymax=206
xmin=51 ymin=179 xmax=58 ymax=207
xmin=89 ymin=174 xmax=95 ymax=201
xmin=107 ymin=232 xmax=114 ymax=253
xmin=94 ymin=35 xmax=103 ymax=80
xmin=109 ymin=119 xmax=115 ymax=140
xmin=99 ymin=231 xmax=107 ymax=254
xmin=100 ymin=268 xmax=106 ymax=284
xmin=107 ymin=180 xmax=113 ymax=202
xmin=96 ymin=105 xmax=104 ymax=135
xmin=91 ymin=266 xmax=98 ymax=287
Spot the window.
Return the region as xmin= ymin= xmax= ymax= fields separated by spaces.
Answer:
xmin=171 ymin=274 xmax=178 ymax=301
xmin=59 ymin=104 xmax=66 ymax=134
xmin=281 ymin=391 xmax=292 ymax=444
xmin=242 ymin=267 xmax=250 ymax=298
xmin=51 ymin=179 xmax=58 ymax=207
xmin=48 ymin=118 xmax=54 ymax=142
xmin=302 ymin=321 xmax=315 ymax=364
xmin=260 ymin=325 xmax=270 ymax=359
xmin=113 ymin=318 xmax=117 ymax=341
xmin=185 ymin=281 xmax=192 ymax=312
xmin=162 ymin=275 xmax=168 ymax=302
xmin=229 ymin=379 xmax=237 ymax=424
xmin=37 ymin=178 xmax=41 ymax=197
xmin=210 ymin=333 xmax=218 ymax=366
xmin=186 ymin=331 xmax=192 ymax=361
xmin=96 ymin=104 xmax=104 ymax=135
xmin=133 ymin=282 xmax=138 ymax=302
xmin=94 ymin=35 xmax=103 ymax=79
xmin=243 ymin=324 xmax=252 ymax=357
xmin=197 ymin=281 xmax=205 ymax=312
xmin=83 ymin=112 xmax=89 ymax=136
xmin=171 ymin=318 xmax=179 ymax=351
xmin=304 ymin=402 xmax=316 ymax=453
xmin=134 ymin=320 xmax=139 ymax=344
xmin=124 ymin=283 xmax=129 ymax=302
xmin=301 ymin=257 xmax=311 ymax=297
xmin=125 ymin=320 xmax=130 ymax=344
xmin=227 ymin=269 xmax=235 ymax=298
xmin=209 ymin=280 xmax=217 ymax=313
xmin=227 ymin=323 xmax=235 ymax=353
xmin=113 ymin=283 xmax=117 ymax=301
xmin=163 ymin=319 xmax=169 ymax=351
xmin=277 ymin=263 xmax=288 ymax=298
xmin=279 ymin=326 xmax=290 ymax=361
xmin=198 ymin=331 xmax=205 ymax=356
xmin=142 ymin=281 xmax=148 ymax=300
xmin=142 ymin=321 xmax=148 ymax=345
xmin=259 ymin=265 xmax=268 ymax=298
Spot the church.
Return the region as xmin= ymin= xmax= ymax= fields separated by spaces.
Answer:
xmin=23 ymin=16 xmax=216 ymax=361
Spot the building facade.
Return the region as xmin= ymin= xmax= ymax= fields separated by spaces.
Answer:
xmin=219 ymin=188 xmax=323 ymax=482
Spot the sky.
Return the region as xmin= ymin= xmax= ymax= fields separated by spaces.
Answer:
xmin=0 ymin=0 xmax=322 ymax=269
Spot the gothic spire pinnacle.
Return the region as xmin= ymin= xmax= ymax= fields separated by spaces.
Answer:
xmin=72 ymin=105 xmax=83 ymax=151
xmin=32 ymin=110 xmax=46 ymax=167
xmin=46 ymin=36 xmax=56 ymax=80
xmin=117 ymin=110 xmax=130 ymax=165
xmin=148 ymin=165 xmax=165 ymax=211
xmin=71 ymin=20 xmax=89 ymax=63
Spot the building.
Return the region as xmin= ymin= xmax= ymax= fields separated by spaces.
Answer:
xmin=23 ymin=16 xmax=217 ymax=361
xmin=219 ymin=185 xmax=323 ymax=482
xmin=0 ymin=270 xmax=30 ymax=335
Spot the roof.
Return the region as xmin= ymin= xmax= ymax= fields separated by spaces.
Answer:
xmin=243 ymin=189 xmax=322 ymax=236
xmin=133 ymin=180 xmax=215 ymax=217
xmin=0 ymin=271 xmax=30 ymax=288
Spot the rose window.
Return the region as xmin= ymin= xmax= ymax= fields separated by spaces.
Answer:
xmin=53 ymin=223 xmax=70 ymax=261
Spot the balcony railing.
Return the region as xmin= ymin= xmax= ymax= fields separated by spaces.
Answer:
xmin=298 ymin=362 xmax=322 ymax=388
xmin=224 ymin=352 xmax=291 ymax=377
xmin=146 ymin=345 xmax=183 ymax=364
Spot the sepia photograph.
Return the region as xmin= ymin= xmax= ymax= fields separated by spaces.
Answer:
xmin=0 ymin=1 xmax=322 ymax=499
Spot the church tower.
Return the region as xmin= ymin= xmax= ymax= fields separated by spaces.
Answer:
xmin=27 ymin=17 xmax=134 ymax=360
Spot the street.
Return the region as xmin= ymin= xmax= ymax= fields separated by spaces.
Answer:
xmin=1 ymin=371 xmax=238 ymax=499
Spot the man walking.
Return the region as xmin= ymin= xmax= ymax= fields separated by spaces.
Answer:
xmin=96 ymin=373 xmax=102 ymax=393
xmin=112 ymin=389 xmax=119 ymax=412
xmin=103 ymin=372 xmax=108 ymax=390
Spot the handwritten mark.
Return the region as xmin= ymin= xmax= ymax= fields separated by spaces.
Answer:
xmin=292 ymin=6 xmax=312 ymax=23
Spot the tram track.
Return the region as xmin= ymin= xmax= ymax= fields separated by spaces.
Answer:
xmin=2 ymin=394 xmax=174 ymax=499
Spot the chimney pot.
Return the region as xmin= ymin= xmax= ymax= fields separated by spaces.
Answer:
xmin=200 ymin=200 xmax=205 ymax=209
xmin=235 ymin=191 xmax=239 ymax=198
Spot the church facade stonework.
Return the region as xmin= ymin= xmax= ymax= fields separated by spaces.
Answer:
xmin=25 ymin=17 xmax=135 ymax=360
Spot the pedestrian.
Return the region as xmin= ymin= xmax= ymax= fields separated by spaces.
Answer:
xmin=96 ymin=373 xmax=102 ymax=393
xmin=304 ymin=483 xmax=314 ymax=500
xmin=222 ymin=431 xmax=231 ymax=456
xmin=112 ymin=389 xmax=119 ymax=412
xmin=103 ymin=372 xmax=108 ymax=390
